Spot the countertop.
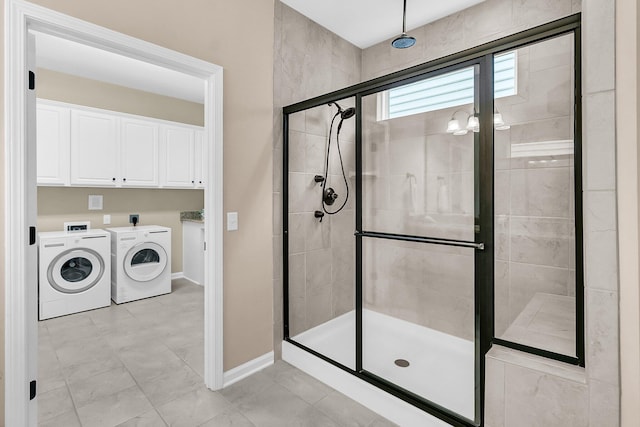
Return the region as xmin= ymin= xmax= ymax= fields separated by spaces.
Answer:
xmin=180 ymin=210 xmax=204 ymax=223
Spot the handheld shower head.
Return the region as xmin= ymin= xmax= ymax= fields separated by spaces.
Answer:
xmin=341 ymin=107 xmax=356 ymax=120
xmin=328 ymin=102 xmax=356 ymax=120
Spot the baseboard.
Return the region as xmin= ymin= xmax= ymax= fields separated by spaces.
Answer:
xmin=171 ymin=272 xmax=184 ymax=280
xmin=223 ymin=351 xmax=274 ymax=387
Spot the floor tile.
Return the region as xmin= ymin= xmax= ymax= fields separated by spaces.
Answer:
xmin=266 ymin=361 xmax=333 ymax=404
xmin=157 ymin=387 xmax=231 ymax=427
xmin=38 ymin=409 xmax=81 ymax=427
xmin=68 ymin=366 xmax=136 ymax=407
xmin=198 ymin=409 xmax=255 ymax=427
xmin=137 ymin=364 xmax=203 ymax=406
xmin=76 ymin=385 xmax=154 ymax=427
xmin=284 ymin=405 xmax=341 ymax=426
xmin=368 ymin=417 xmax=400 ymax=427
xmin=61 ymin=353 xmax=124 ymax=383
xmin=116 ymin=409 xmax=167 ymax=426
xmin=38 ymin=385 xmax=75 ymax=422
xmin=118 ymin=342 xmax=185 ymax=383
xmin=219 ymin=371 xmax=275 ymax=407
xmin=173 ymin=343 xmax=205 ymax=377
xmin=314 ymin=392 xmax=380 ymax=427
xmin=235 ymin=383 xmax=312 ymax=427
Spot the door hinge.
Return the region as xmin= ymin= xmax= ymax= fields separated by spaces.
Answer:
xmin=203 ymin=241 xmax=206 ymax=251
xmin=29 ymin=226 xmax=36 ymax=245
xmin=28 ymin=71 xmax=35 ymax=90
xmin=29 ymin=380 xmax=36 ymax=400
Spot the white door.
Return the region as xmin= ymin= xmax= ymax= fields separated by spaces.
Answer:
xmin=161 ymin=125 xmax=194 ymax=188
xmin=120 ymin=117 xmax=159 ymax=187
xmin=36 ymin=102 xmax=70 ymax=186
xmin=70 ymin=109 xmax=118 ymax=186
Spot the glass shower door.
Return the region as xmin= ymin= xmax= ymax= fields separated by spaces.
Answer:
xmin=358 ymin=64 xmax=481 ymax=423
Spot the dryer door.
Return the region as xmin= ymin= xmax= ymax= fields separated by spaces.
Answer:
xmin=124 ymin=242 xmax=168 ymax=282
xmin=48 ymin=248 xmax=106 ymax=293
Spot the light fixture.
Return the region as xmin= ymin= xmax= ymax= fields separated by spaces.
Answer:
xmin=447 ymin=110 xmax=478 ymax=135
xmin=391 ymin=0 xmax=416 ymax=49
xmin=467 ymin=115 xmax=480 ymax=133
xmin=494 ymin=111 xmax=511 ymax=130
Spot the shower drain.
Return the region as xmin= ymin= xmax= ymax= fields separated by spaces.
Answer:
xmin=394 ymin=359 xmax=410 ymax=368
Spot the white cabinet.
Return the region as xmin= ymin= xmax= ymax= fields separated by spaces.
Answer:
xmin=161 ymin=125 xmax=195 ymax=188
xmin=37 ymin=103 xmax=70 ymax=186
xmin=120 ymin=117 xmax=159 ymax=187
xmin=70 ymin=109 xmax=118 ymax=186
xmin=36 ymin=100 xmax=204 ymax=189
xmin=183 ymin=220 xmax=205 ymax=286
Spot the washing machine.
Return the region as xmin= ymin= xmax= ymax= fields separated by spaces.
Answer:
xmin=107 ymin=225 xmax=172 ymax=303
xmin=38 ymin=229 xmax=111 ymax=320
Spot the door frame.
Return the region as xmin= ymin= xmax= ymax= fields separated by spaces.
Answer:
xmin=4 ymin=1 xmax=225 ymax=425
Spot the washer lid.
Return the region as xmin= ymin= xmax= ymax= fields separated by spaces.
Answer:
xmin=124 ymin=242 xmax=168 ymax=282
xmin=47 ymin=248 xmax=105 ymax=294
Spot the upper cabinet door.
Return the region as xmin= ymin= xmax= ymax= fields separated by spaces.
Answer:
xmin=37 ymin=103 xmax=70 ymax=186
xmin=120 ymin=117 xmax=159 ymax=187
xmin=70 ymin=109 xmax=118 ymax=186
xmin=161 ymin=125 xmax=195 ymax=188
xmin=194 ymin=130 xmax=207 ymax=188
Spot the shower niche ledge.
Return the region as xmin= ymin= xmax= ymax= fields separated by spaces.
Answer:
xmin=348 ymin=171 xmax=378 ymax=178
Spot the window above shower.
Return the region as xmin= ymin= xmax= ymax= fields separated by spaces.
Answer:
xmin=378 ymin=51 xmax=517 ymax=121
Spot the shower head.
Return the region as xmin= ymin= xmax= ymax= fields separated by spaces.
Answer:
xmin=328 ymin=102 xmax=356 ymax=120
xmin=392 ymin=33 xmax=416 ymax=49
xmin=392 ymin=0 xmax=416 ymax=49
xmin=341 ymin=107 xmax=356 ymax=120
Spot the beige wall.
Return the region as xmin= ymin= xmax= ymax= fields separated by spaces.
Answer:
xmin=36 ymin=68 xmax=204 ymax=126
xmin=617 ymin=0 xmax=640 ymax=424
xmin=1 ymin=3 xmax=275 ymax=415
xmin=37 ymin=187 xmax=204 ymax=273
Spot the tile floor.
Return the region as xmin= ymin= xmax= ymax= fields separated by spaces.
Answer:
xmin=38 ymin=279 xmax=396 ymax=427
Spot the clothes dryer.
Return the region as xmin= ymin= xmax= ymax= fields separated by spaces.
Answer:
xmin=107 ymin=225 xmax=171 ymax=303
xmin=38 ymin=229 xmax=111 ymax=320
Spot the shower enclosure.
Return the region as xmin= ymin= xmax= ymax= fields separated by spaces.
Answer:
xmin=282 ymin=16 xmax=582 ymax=427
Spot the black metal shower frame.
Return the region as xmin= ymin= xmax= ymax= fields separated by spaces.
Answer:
xmin=282 ymin=14 xmax=583 ymax=427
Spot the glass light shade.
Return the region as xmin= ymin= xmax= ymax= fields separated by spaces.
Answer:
xmin=494 ymin=113 xmax=511 ymax=130
xmin=467 ymin=116 xmax=480 ymax=132
xmin=446 ymin=119 xmax=460 ymax=133
xmin=453 ymin=129 xmax=468 ymax=136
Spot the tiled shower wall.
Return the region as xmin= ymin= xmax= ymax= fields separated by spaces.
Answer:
xmin=493 ymin=35 xmax=576 ymax=345
xmin=273 ymin=2 xmax=361 ymax=355
xmin=275 ymin=0 xmax=620 ymax=424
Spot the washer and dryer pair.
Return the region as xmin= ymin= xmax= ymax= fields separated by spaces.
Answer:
xmin=38 ymin=225 xmax=171 ymax=320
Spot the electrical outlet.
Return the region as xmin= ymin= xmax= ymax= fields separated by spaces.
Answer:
xmin=129 ymin=214 xmax=139 ymax=225
xmin=103 ymin=214 xmax=111 ymax=225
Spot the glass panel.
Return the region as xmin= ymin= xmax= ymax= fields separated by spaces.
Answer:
xmin=362 ymin=67 xmax=478 ymax=242
xmin=60 ymin=257 xmax=93 ymax=282
xmin=132 ymin=249 xmax=160 ymax=265
xmin=362 ymin=238 xmax=476 ymax=421
xmin=287 ymin=100 xmax=356 ymax=370
xmin=494 ymin=33 xmax=577 ymax=357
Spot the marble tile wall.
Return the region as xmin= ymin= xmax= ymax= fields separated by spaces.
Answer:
xmin=493 ymin=34 xmax=577 ymax=347
xmin=273 ymin=2 xmax=361 ymax=354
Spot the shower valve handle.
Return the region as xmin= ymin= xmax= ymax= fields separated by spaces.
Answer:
xmin=323 ymin=188 xmax=339 ymax=205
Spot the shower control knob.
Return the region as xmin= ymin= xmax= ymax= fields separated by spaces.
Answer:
xmin=314 ymin=175 xmax=325 ymax=183
xmin=323 ymin=187 xmax=339 ymax=206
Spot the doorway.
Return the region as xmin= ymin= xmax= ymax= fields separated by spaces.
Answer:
xmin=4 ymin=1 xmax=224 ymax=425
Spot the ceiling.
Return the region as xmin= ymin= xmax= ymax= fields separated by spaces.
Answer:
xmin=34 ymin=1 xmax=485 ymax=101
xmin=34 ymin=31 xmax=205 ymax=103
xmin=280 ymin=0 xmax=486 ymax=49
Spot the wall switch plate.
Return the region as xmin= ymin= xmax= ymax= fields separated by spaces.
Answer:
xmin=227 ymin=212 xmax=238 ymax=231
xmin=103 ymin=214 xmax=111 ymax=225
